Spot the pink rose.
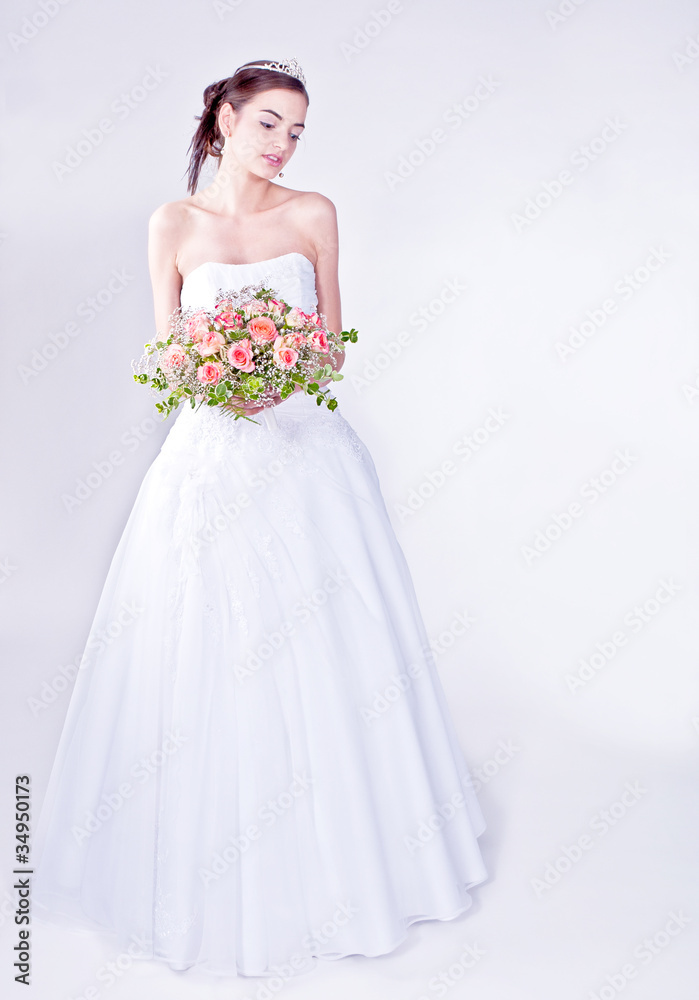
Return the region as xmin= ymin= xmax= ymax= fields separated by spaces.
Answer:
xmin=162 ymin=343 xmax=186 ymax=367
xmin=307 ymin=311 xmax=323 ymax=329
xmin=308 ymin=329 xmax=329 ymax=353
xmin=227 ymin=338 xmax=255 ymax=373
xmin=273 ymin=335 xmax=299 ymax=369
xmin=186 ymin=311 xmax=210 ymax=343
xmin=285 ymin=306 xmax=308 ymax=329
xmin=195 ymin=329 xmax=226 ymax=357
xmin=215 ymin=300 xmax=244 ymax=329
xmin=247 ymin=316 xmax=278 ymax=344
xmin=197 ymin=361 xmax=223 ymax=384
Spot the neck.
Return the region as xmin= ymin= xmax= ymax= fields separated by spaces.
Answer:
xmin=194 ymin=156 xmax=277 ymax=216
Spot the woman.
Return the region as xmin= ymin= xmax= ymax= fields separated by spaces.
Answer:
xmin=33 ymin=58 xmax=488 ymax=979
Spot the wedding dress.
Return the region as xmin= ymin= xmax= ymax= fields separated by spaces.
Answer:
xmin=33 ymin=251 xmax=488 ymax=977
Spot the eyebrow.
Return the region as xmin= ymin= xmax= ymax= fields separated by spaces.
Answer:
xmin=260 ymin=109 xmax=305 ymax=128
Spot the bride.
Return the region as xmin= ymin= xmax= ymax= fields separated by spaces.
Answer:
xmin=33 ymin=57 xmax=489 ymax=979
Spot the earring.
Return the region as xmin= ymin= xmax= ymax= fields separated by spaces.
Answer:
xmin=278 ymin=171 xmax=284 ymax=178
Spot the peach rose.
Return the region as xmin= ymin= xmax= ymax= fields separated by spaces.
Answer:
xmin=195 ymin=329 xmax=226 ymax=357
xmin=161 ymin=343 xmax=186 ymax=367
xmin=227 ymin=338 xmax=255 ymax=373
xmin=307 ymin=329 xmax=329 ymax=353
xmin=186 ymin=311 xmax=210 ymax=343
xmin=197 ymin=361 xmax=223 ymax=384
xmin=267 ymin=298 xmax=285 ymax=321
xmin=285 ymin=306 xmax=308 ymax=329
xmin=283 ymin=329 xmax=307 ymax=348
xmin=247 ymin=316 xmax=278 ymax=344
xmin=241 ymin=298 xmax=267 ymax=320
xmin=273 ymin=334 xmax=299 ymax=369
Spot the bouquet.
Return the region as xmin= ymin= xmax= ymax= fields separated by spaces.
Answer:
xmin=132 ymin=281 xmax=358 ymax=423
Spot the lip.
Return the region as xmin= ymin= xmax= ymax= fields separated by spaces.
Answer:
xmin=263 ymin=154 xmax=282 ymax=166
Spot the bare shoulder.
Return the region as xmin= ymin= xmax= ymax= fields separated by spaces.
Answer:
xmin=148 ymin=198 xmax=192 ymax=240
xmin=288 ymin=191 xmax=338 ymax=261
xmin=290 ymin=190 xmax=337 ymax=222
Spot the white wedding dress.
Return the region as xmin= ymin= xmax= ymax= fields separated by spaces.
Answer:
xmin=33 ymin=252 xmax=488 ymax=977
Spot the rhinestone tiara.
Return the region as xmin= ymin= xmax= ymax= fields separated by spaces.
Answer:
xmin=240 ymin=57 xmax=306 ymax=86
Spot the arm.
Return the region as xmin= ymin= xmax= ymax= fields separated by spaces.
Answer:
xmin=147 ymin=202 xmax=184 ymax=342
xmin=306 ymin=194 xmax=345 ymax=387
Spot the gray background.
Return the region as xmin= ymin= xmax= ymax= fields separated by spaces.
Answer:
xmin=1 ymin=0 xmax=698 ymax=997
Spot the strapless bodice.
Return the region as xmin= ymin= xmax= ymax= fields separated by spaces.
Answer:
xmin=180 ymin=252 xmax=317 ymax=313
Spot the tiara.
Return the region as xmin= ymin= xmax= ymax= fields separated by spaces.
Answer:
xmin=241 ymin=57 xmax=306 ymax=86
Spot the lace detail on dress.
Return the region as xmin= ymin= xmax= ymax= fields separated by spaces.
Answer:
xmin=224 ymin=576 xmax=250 ymax=636
xmin=203 ymin=598 xmax=222 ymax=645
xmin=154 ymin=842 xmax=199 ymax=944
xmin=270 ymin=490 xmax=307 ymax=539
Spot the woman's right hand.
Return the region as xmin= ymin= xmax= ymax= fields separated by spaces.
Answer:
xmin=221 ymin=393 xmax=277 ymax=417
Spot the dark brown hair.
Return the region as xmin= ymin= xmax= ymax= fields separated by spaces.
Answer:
xmin=185 ymin=60 xmax=309 ymax=194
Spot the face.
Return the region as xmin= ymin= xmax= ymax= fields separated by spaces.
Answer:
xmin=219 ymin=88 xmax=307 ymax=176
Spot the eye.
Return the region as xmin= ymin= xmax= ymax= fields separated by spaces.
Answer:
xmin=260 ymin=121 xmax=302 ymax=141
